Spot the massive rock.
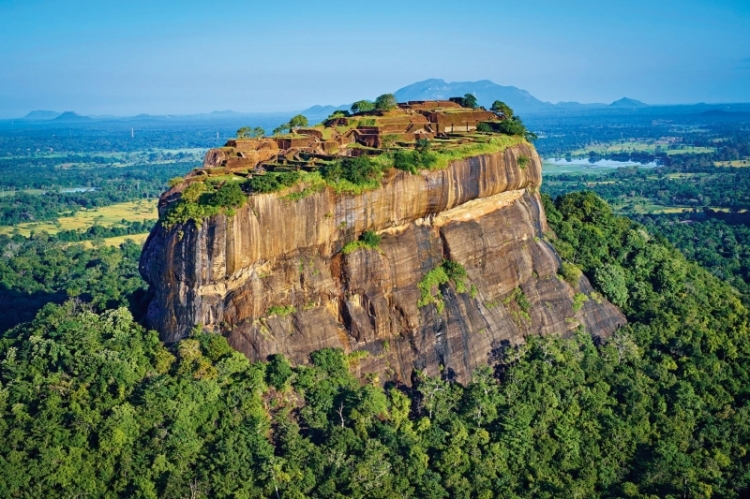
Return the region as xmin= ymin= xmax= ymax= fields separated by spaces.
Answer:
xmin=141 ymin=143 xmax=625 ymax=384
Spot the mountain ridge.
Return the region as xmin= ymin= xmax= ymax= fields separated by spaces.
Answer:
xmin=16 ymin=78 xmax=750 ymax=123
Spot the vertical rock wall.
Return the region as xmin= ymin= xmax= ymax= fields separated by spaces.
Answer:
xmin=141 ymin=144 xmax=625 ymax=384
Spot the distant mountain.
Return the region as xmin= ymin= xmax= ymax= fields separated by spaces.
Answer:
xmin=609 ymin=97 xmax=649 ymax=109
xmin=301 ymin=79 xmax=556 ymax=118
xmin=128 ymin=113 xmax=168 ymax=121
xmin=390 ymin=79 xmax=657 ymax=115
xmin=206 ymin=110 xmax=245 ymax=118
xmin=394 ymin=78 xmax=554 ymax=114
xmin=53 ymin=111 xmax=92 ymax=122
xmin=23 ymin=110 xmax=61 ymax=120
xmin=300 ymin=104 xmax=350 ymax=118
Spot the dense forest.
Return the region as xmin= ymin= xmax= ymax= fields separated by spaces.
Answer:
xmin=1 ymin=106 xmax=749 ymax=498
xmin=0 ymin=235 xmax=147 ymax=332
xmin=0 ymin=164 xmax=185 ymax=226
xmin=530 ymin=110 xmax=749 ymax=159
xmin=543 ymin=130 xmax=750 ymax=299
xmin=544 ymin=167 xmax=750 ymax=212
xmin=1 ymin=192 xmax=749 ymax=498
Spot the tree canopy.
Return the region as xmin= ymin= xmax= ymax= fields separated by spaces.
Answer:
xmin=351 ymin=100 xmax=375 ymax=114
xmin=236 ymin=126 xmax=265 ymax=139
xmin=374 ymin=93 xmax=397 ymax=111
xmin=449 ymin=94 xmax=479 ymax=108
xmin=3 ymin=191 xmax=750 ymax=497
xmin=289 ymin=114 xmax=309 ymax=129
xmin=463 ymin=93 xmax=478 ymax=109
xmin=273 ymin=115 xmax=309 ymax=135
xmin=491 ymin=100 xmax=513 ymax=117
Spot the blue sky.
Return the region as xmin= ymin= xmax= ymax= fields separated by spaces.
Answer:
xmin=0 ymin=0 xmax=748 ymax=117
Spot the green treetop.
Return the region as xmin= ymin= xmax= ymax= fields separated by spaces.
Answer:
xmin=236 ymin=126 xmax=265 ymax=139
xmin=289 ymin=114 xmax=309 ymax=129
xmin=463 ymin=93 xmax=478 ymax=109
xmin=491 ymin=100 xmax=514 ymax=117
xmin=351 ymin=100 xmax=375 ymax=114
xmin=374 ymin=93 xmax=397 ymax=111
xmin=272 ymin=115 xmax=309 ymax=135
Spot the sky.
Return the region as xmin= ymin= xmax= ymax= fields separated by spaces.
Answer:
xmin=0 ymin=0 xmax=748 ymax=117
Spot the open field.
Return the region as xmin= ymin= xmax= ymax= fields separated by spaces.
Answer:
xmin=607 ymin=197 xmax=745 ymax=215
xmin=567 ymin=140 xmax=714 ymax=157
xmin=664 ymin=172 xmax=710 ymax=179
xmin=0 ymin=188 xmax=45 ymax=197
xmin=3 ymin=147 xmax=206 ymax=161
xmin=0 ymin=199 xmax=157 ymax=236
xmin=542 ymin=159 xmax=655 ymax=176
xmin=715 ymin=160 xmax=750 ymax=167
xmin=80 ymin=233 xmax=150 ymax=248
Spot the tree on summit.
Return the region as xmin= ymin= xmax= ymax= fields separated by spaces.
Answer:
xmin=463 ymin=93 xmax=478 ymax=109
xmin=272 ymin=115 xmax=309 ymax=135
xmin=236 ymin=126 xmax=265 ymax=138
xmin=351 ymin=100 xmax=375 ymax=114
xmin=491 ymin=100 xmax=513 ymax=118
xmin=374 ymin=93 xmax=397 ymax=111
xmin=449 ymin=94 xmax=478 ymax=108
xmin=288 ymin=114 xmax=309 ymax=130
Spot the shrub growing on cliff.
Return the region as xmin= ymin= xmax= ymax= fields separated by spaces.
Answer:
xmin=360 ymin=230 xmax=381 ymax=247
xmin=518 ymin=154 xmax=530 ymax=169
xmin=393 ymin=150 xmax=420 ymax=174
xmin=247 ymin=171 xmax=301 ymax=194
xmin=344 ymin=156 xmax=381 ymax=184
xmin=210 ymin=181 xmax=246 ymax=210
xmin=496 ymin=115 xmax=538 ymax=141
xmin=394 ymin=149 xmax=438 ymax=174
xmin=504 ymin=287 xmax=532 ymax=324
xmin=321 ymin=156 xmax=381 ymax=187
xmin=342 ymin=230 xmax=382 ymax=255
xmin=559 ymin=261 xmax=583 ymax=285
xmin=418 ymin=260 xmax=469 ymax=312
xmin=161 ymin=180 xmax=248 ymax=227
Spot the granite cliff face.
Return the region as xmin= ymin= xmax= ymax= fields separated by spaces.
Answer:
xmin=141 ymin=143 xmax=624 ymax=384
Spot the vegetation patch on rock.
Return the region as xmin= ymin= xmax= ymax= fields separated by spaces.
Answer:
xmin=342 ymin=230 xmax=382 ymax=255
xmin=162 ymin=180 xmax=246 ymax=228
xmin=417 ymin=260 xmax=469 ymax=313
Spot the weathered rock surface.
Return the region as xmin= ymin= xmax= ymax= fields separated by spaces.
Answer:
xmin=141 ymin=143 xmax=625 ymax=384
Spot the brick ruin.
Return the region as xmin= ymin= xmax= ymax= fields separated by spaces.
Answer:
xmin=200 ymin=100 xmax=505 ymax=173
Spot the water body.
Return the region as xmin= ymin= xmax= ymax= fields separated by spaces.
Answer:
xmin=542 ymin=158 xmax=657 ymax=175
xmin=59 ymin=187 xmax=98 ymax=193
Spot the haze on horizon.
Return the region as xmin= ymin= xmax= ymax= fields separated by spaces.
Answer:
xmin=0 ymin=0 xmax=748 ymax=118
